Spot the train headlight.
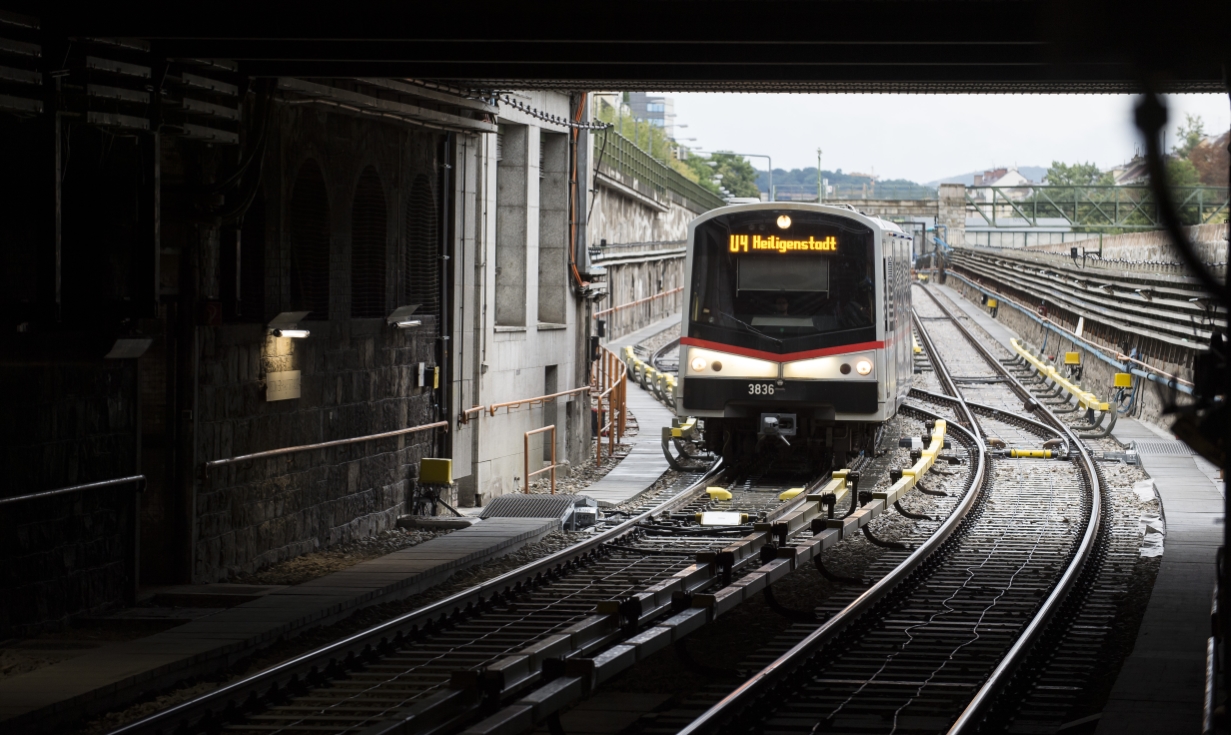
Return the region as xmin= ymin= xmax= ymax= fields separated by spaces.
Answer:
xmin=776 ymin=214 xmax=792 ymax=229
xmin=690 ymin=356 xmax=708 ymax=372
xmin=855 ymin=359 xmax=874 ymax=376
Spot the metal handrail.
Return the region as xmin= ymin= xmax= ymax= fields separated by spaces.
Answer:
xmin=523 ymin=425 xmax=559 ymax=494
xmin=0 ymin=475 xmax=146 ymax=506
xmin=487 ymin=385 xmax=591 ymax=417
xmin=593 ymin=287 xmax=683 ymax=318
xmin=592 ymin=345 xmax=628 ymax=461
xmin=202 ymin=422 xmax=449 ymax=475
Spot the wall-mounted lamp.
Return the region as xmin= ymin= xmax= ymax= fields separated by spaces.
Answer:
xmin=387 ymin=305 xmax=422 ymax=329
xmin=268 ymin=311 xmax=312 ymax=338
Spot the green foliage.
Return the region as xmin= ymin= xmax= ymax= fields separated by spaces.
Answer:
xmin=1174 ymin=114 xmax=1206 ymax=159
xmin=1045 ymin=161 xmax=1110 ymax=186
xmin=1166 ymin=156 xmax=1201 ymax=188
xmin=709 ymin=152 xmax=761 ymax=198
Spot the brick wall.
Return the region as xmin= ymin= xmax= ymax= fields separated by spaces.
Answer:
xmin=0 ymin=358 xmax=137 ymax=635
xmin=194 ymin=320 xmax=439 ymax=580
xmin=189 ymin=106 xmax=448 ymax=581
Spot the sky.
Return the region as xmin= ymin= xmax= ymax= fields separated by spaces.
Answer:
xmin=671 ymin=93 xmax=1231 ymax=184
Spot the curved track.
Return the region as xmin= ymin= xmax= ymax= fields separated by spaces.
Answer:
xmin=674 ymin=283 xmax=1104 ymax=735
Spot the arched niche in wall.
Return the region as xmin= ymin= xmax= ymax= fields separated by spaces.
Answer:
xmin=350 ymin=166 xmax=388 ymax=318
xmin=288 ymin=159 xmax=331 ymax=320
xmin=404 ymin=173 xmax=440 ymax=319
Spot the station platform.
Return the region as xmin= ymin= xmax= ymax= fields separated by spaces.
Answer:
xmin=581 ymin=317 xmax=680 ymax=508
xmin=930 ymin=282 xmax=1224 ymax=733
xmin=0 ymin=517 xmax=558 ymax=731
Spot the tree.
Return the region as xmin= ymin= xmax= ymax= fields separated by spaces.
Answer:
xmin=709 ymin=152 xmax=760 ymax=198
xmin=1045 ymin=161 xmax=1104 ymax=186
xmin=1189 ymin=131 xmax=1229 ymax=187
xmin=1174 ymin=113 xmax=1206 ymax=159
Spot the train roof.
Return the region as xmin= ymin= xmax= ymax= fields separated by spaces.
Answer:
xmin=695 ymin=201 xmax=909 ymax=236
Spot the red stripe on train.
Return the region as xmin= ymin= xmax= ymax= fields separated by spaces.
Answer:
xmin=679 ymin=337 xmax=886 ymax=363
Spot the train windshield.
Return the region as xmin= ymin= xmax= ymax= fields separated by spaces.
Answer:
xmin=688 ymin=210 xmax=876 ymax=355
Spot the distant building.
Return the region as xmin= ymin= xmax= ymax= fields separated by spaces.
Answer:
xmin=627 ymin=92 xmax=675 ymax=137
xmin=1107 ymin=156 xmax=1149 ymax=185
xmin=972 ymin=166 xmax=1034 ymax=200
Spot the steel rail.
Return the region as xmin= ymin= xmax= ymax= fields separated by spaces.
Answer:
xmin=676 ymin=306 xmax=988 ymax=735
xmin=919 ymin=285 xmax=1104 ymax=734
xmin=106 ymin=459 xmax=725 ymax=735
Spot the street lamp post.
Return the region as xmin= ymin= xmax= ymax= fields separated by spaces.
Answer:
xmin=817 ymin=148 xmax=823 ymax=203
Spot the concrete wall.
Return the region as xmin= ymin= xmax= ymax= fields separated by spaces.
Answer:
xmin=459 ymin=92 xmax=588 ymax=506
xmin=938 ymin=183 xmax=966 ymax=246
xmin=944 ymin=276 xmax=1186 ymax=426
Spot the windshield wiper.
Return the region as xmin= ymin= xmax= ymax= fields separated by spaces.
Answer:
xmin=718 ymin=312 xmax=783 ymax=345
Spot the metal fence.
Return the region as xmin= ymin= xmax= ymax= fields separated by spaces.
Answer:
xmin=966 ymin=185 xmax=1230 ymax=231
xmin=594 ymin=128 xmax=726 ymax=212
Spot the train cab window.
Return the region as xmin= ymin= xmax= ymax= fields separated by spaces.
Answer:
xmin=689 ymin=210 xmax=876 ymax=355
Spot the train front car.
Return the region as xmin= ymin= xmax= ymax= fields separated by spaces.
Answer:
xmin=677 ymin=203 xmax=912 ymax=468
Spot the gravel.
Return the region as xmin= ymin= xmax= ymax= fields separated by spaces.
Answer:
xmin=226 ymin=527 xmax=450 ymax=587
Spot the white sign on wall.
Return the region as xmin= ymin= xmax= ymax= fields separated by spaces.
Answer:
xmin=266 ymin=370 xmax=302 ymax=401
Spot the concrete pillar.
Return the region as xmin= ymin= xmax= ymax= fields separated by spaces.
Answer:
xmin=937 ymin=183 xmax=966 ymax=247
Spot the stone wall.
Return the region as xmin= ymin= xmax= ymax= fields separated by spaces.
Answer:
xmin=1027 ymin=223 xmax=1229 ymax=267
xmin=0 ymin=357 xmax=138 ymax=634
xmin=195 ymin=321 xmax=438 ymax=580
xmin=589 ymin=169 xmax=698 ymax=247
xmin=185 ymin=105 xmax=448 ymax=581
xmin=592 ymin=242 xmax=686 ymax=340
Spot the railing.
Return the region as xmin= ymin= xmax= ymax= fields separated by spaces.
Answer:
xmin=2 ymin=475 xmax=146 ymax=614
xmin=488 ymin=386 xmax=592 ymax=417
xmin=523 ymin=425 xmax=560 ymax=494
xmin=592 ymin=345 xmax=628 ymax=462
xmin=593 ymin=287 xmax=683 ymax=319
xmin=595 ymin=128 xmax=726 ymax=212
xmin=966 ymin=185 xmax=1230 ymax=231
xmin=0 ymin=474 xmax=145 ymax=506
xmin=202 ymin=422 xmax=449 ymax=476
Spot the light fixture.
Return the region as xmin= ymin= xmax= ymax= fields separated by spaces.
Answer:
xmin=268 ymin=311 xmax=312 ymax=339
xmin=387 ymin=305 xmax=423 ymax=329
xmin=855 ymin=359 xmax=874 ymax=376
xmin=690 ymin=356 xmax=708 ymax=371
xmin=777 ymin=214 xmax=792 ymax=229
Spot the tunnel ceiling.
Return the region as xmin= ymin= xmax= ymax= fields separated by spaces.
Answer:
xmin=17 ymin=1 xmax=1231 ymax=93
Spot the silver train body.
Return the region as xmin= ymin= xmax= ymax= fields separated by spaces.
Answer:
xmin=675 ymin=203 xmax=913 ymax=441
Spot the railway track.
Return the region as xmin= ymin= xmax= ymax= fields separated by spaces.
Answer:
xmin=107 ymin=298 xmax=1124 ymax=735
xmin=668 ymin=283 xmax=1105 ymax=735
xmin=106 ymin=326 xmax=847 ymax=735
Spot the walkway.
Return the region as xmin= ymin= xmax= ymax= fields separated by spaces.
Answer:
xmin=930 ymin=282 xmax=1224 ymax=733
xmin=0 ymin=517 xmax=557 ymax=731
xmin=581 ymin=316 xmax=680 ymax=508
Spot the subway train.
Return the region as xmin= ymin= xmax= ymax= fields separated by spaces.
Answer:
xmin=675 ymin=202 xmax=914 ymax=465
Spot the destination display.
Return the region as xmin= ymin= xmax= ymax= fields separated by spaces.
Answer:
xmin=728 ymin=234 xmax=839 ymax=254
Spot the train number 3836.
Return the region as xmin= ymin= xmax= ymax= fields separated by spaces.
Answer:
xmin=748 ymin=383 xmax=775 ymax=396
